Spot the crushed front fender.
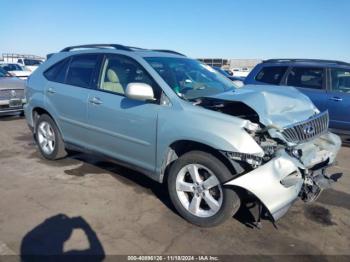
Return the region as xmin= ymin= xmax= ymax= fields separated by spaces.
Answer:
xmin=225 ymin=151 xmax=304 ymax=221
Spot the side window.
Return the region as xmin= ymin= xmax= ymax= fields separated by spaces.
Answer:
xmin=0 ymin=65 xmax=10 ymax=71
xmin=255 ymin=66 xmax=288 ymax=84
xmin=1 ymin=64 xmax=21 ymax=71
xmin=14 ymin=64 xmax=22 ymax=71
xmin=99 ymin=55 xmax=161 ymax=99
xmin=287 ymin=67 xmax=324 ymax=89
xmin=331 ymin=68 xmax=350 ymax=93
xmin=66 ymin=55 xmax=99 ymax=88
xmin=44 ymin=58 xmax=70 ymax=83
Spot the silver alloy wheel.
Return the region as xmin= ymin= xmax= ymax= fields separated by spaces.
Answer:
xmin=176 ymin=164 xmax=223 ymax=218
xmin=37 ymin=121 xmax=56 ymax=155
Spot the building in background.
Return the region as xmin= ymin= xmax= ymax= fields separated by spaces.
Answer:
xmin=198 ymin=58 xmax=261 ymax=70
xmin=197 ymin=58 xmax=229 ymax=68
xmin=198 ymin=58 xmax=261 ymax=77
xmin=228 ymin=59 xmax=261 ymax=70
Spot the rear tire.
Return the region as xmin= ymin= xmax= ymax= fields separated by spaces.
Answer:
xmin=35 ymin=114 xmax=67 ymax=160
xmin=168 ymin=151 xmax=240 ymax=227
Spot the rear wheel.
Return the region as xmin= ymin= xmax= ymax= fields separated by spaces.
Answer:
xmin=35 ymin=114 xmax=67 ymax=160
xmin=168 ymin=151 xmax=240 ymax=227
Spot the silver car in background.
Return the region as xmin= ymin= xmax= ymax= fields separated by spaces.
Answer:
xmin=0 ymin=68 xmax=26 ymax=116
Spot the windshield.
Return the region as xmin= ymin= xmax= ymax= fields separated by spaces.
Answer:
xmin=145 ymin=57 xmax=236 ymax=100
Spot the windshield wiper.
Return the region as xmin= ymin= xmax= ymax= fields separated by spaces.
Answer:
xmin=177 ymin=92 xmax=190 ymax=101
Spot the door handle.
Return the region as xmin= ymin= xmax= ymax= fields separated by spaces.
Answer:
xmin=47 ymin=88 xmax=56 ymax=94
xmin=329 ymin=97 xmax=343 ymax=102
xmin=89 ymin=97 xmax=103 ymax=105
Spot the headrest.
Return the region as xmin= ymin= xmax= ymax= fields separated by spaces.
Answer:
xmin=107 ymin=69 xmax=119 ymax=83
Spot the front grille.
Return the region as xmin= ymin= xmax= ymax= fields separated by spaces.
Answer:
xmin=0 ymin=89 xmax=25 ymax=100
xmin=281 ymin=111 xmax=329 ymax=144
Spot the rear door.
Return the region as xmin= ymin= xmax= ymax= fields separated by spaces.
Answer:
xmin=285 ymin=66 xmax=328 ymax=112
xmin=326 ymin=68 xmax=350 ymax=132
xmin=44 ymin=54 xmax=101 ymax=146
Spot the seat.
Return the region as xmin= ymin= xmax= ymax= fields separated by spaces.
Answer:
xmin=102 ymin=68 xmax=124 ymax=94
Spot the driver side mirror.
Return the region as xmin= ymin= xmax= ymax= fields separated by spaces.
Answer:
xmin=125 ymin=83 xmax=155 ymax=102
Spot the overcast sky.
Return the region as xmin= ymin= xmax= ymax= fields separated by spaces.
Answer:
xmin=0 ymin=0 xmax=349 ymax=61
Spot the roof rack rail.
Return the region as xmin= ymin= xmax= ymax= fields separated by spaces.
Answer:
xmin=59 ymin=44 xmax=186 ymax=57
xmin=125 ymin=47 xmax=186 ymax=56
xmin=60 ymin=44 xmax=132 ymax=52
xmin=263 ymin=58 xmax=350 ymax=66
xmin=151 ymin=49 xmax=186 ymax=56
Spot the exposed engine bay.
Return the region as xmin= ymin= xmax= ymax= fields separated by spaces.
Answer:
xmin=191 ymin=96 xmax=342 ymax=221
xmin=191 ymin=97 xmax=260 ymax=123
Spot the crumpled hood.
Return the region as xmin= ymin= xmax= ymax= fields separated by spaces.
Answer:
xmin=211 ymin=84 xmax=319 ymax=127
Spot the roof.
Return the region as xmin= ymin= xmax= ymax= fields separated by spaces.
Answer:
xmin=262 ymin=58 xmax=350 ymax=67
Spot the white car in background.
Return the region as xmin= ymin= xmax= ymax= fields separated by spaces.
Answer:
xmin=229 ymin=67 xmax=251 ymax=77
xmin=16 ymin=58 xmax=44 ymax=72
xmin=0 ymin=63 xmax=31 ymax=80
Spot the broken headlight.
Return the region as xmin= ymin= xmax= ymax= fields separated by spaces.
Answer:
xmin=224 ymin=151 xmax=263 ymax=168
xmin=244 ymin=121 xmax=261 ymax=133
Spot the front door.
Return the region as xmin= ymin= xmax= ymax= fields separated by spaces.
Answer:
xmin=86 ymin=54 xmax=162 ymax=173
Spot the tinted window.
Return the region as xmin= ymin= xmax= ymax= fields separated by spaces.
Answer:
xmin=0 ymin=68 xmax=10 ymax=77
xmin=0 ymin=64 xmax=23 ymax=71
xmin=66 ymin=55 xmax=99 ymax=88
xmin=99 ymin=55 xmax=161 ymax=99
xmin=331 ymin=68 xmax=350 ymax=93
xmin=287 ymin=67 xmax=324 ymax=89
xmin=24 ymin=59 xmax=42 ymax=66
xmin=44 ymin=58 xmax=70 ymax=83
xmin=255 ymin=66 xmax=288 ymax=84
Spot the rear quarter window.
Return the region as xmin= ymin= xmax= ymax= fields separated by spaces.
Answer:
xmin=44 ymin=58 xmax=70 ymax=83
xmin=255 ymin=66 xmax=288 ymax=84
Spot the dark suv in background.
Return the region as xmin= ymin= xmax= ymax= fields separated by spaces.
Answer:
xmin=245 ymin=59 xmax=350 ymax=136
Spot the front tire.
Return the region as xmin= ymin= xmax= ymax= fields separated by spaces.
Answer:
xmin=35 ymin=114 xmax=67 ymax=160
xmin=168 ymin=151 xmax=240 ymax=227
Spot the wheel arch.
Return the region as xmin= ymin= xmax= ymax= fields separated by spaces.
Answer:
xmin=159 ymin=139 xmax=246 ymax=184
xmin=32 ymin=107 xmax=61 ymax=135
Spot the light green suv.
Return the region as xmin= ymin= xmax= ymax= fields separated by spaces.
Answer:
xmin=24 ymin=44 xmax=341 ymax=227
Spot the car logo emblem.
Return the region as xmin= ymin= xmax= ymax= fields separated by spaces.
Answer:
xmin=303 ymin=125 xmax=315 ymax=135
xmin=10 ymin=90 xmax=17 ymax=97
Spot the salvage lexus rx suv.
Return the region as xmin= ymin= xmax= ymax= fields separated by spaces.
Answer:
xmin=24 ymin=44 xmax=341 ymax=227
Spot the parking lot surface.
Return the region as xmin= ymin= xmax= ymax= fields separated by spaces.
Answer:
xmin=0 ymin=116 xmax=349 ymax=256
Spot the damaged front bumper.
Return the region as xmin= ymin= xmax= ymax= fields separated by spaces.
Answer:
xmin=225 ymin=132 xmax=341 ymax=221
